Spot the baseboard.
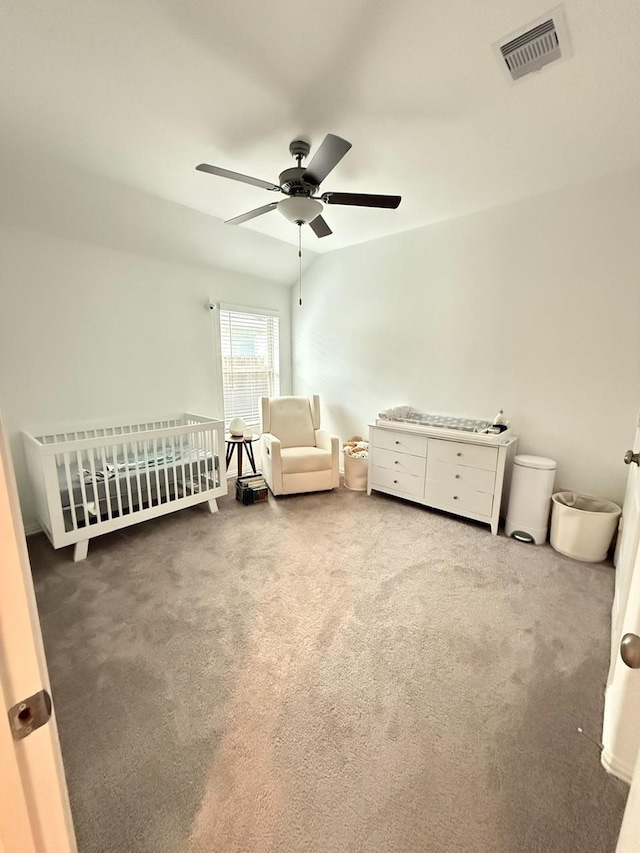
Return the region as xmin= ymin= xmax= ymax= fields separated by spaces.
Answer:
xmin=601 ymin=747 xmax=634 ymax=784
xmin=24 ymin=522 xmax=42 ymax=537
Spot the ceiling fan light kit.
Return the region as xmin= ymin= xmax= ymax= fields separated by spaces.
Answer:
xmin=278 ymin=196 xmax=323 ymax=225
xmin=195 ymin=132 xmax=402 ymax=239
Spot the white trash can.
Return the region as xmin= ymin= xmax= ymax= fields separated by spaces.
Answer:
xmin=550 ymin=492 xmax=621 ymax=562
xmin=344 ymin=453 xmax=368 ymax=491
xmin=505 ymin=455 xmax=557 ymax=544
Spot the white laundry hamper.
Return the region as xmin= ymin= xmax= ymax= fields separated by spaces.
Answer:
xmin=344 ymin=453 xmax=368 ymax=491
xmin=550 ymin=492 xmax=621 ymax=562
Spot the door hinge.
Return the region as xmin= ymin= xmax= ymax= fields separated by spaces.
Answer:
xmin=8 ymin=689 xmax=52 ymax=740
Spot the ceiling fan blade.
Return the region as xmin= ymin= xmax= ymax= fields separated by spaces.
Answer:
xmin=321 ymin=192 xmax=401 ymax=209
xmin=196 ymin=163 xmax=281 ymax=192
xmin=303 ymin=134 xmax=352 ymax=186
xmin=309 ymin=215 xmax=332 ymax=238
xmin=225 ymin=202 xmax=279 ymax=225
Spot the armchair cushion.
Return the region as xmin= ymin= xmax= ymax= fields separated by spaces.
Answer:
xmin=280 ymin=447 xmax=333 ymax=475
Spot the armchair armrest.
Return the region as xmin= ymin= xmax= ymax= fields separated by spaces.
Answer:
xmin=262 ymin=432 xmax=282 ymax=456
xmin=315 ymin=430 xmax=340 ymax=488
xmin=261 ymin=432 xmax=282 ymax=494
xmin=315 ymin=429 xmax=338 ymax=454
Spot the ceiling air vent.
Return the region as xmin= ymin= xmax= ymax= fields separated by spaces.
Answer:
xmin=494 ymin=6 xmax=572 ymax=83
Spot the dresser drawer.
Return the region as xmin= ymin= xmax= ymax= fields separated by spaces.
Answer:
xmin=372 ymin=429 xmax=428 ymax=458
xmin=371 ymin=446 xmax=426 ymax=478
xmin=370 ymin=465 xmax=424 ymax=499
xmin=425 ymin=480 xmax=493 ymax=518
xmin=428 ymin=438 xmax=498 ymax=471
xmin=426 ymin=458 xmax=496 ymax=494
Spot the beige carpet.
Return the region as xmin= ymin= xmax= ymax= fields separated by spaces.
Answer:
xmin=29 ymin=484 xmax=627 ymax=853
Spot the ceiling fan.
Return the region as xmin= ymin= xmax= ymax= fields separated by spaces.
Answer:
xmin=195 ymin=134 xmax=401 ymax=238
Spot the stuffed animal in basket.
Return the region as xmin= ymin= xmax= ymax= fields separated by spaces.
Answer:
xmin=343 ymin=435 xmax=369 ymax=458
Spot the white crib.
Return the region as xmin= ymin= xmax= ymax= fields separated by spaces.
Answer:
xmin=23 ymin=413 xmax=227 ymax=561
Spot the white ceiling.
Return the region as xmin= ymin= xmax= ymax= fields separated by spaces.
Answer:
xmin=1 ymin=0 xmax=639 ymax=262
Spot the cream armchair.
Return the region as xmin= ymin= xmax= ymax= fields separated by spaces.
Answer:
xmin=260 ymin=395 xmax=340 ymax=495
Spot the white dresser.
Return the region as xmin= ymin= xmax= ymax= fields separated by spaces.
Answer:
xmin=367 ymin=422 xmax=518 ymax=534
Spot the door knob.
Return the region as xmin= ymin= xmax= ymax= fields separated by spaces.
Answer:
xmin=620 ymin=633 xmax=640 ymax=669
xmin=624 ymin=450 xmax=640 ymax=466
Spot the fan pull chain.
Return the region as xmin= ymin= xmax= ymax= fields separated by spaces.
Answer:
xmin=298 ymin=224 xmax=303 ymax=306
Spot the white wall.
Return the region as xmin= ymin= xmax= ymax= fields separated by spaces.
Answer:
xmin=0 ymin=223 xmax=291 ymax=530
xmin=292 ymin=170 xmax=640 ymax=505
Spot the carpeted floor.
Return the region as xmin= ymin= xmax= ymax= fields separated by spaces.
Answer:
xmin=29 ymin=484 xmax=628 ymax=853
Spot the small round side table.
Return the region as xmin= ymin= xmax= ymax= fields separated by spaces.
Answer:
xmin=225 ymin=432 xmax=260 ymax=478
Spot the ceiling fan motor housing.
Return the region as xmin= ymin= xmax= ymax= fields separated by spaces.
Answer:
xmin=278 ymin=167 xmax=318 ymax=197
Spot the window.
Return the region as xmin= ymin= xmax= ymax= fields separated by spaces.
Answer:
xmin=219 ymin=307 xmax=280 ymax=431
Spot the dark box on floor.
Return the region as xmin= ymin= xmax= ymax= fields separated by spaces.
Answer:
xmin=236 ymin=473 xmax=269 ymax=505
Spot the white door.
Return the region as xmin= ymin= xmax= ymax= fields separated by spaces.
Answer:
xmin=602 ymin=418 xmax=640 ymax=784
xmin=617 ymin=748 xmax=640 ymax=852
xmin=0 ymin=410 xmax=76 ymax=853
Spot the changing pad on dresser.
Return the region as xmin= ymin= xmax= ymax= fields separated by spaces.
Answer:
xmin=376 ymin=406 xmax=512 ymax=443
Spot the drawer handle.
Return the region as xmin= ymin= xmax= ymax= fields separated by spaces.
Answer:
xmin=395 ymin=440 xmax=400 ymax=445
xmin=453 ymin=495 xmax=458 ymax=500
xmin=455 ymin=474 xmax=460 ymax=479
xmin=456 ymin=452 xmax=462 ymax=457
xmin=393 ymin=479 xmax=398 ymax=484
xmin=394 ymin=460 xmax=399 ymax=465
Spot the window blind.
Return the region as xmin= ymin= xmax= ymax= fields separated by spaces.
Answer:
xmin=219 ymin=308 xmax=280 ymax=431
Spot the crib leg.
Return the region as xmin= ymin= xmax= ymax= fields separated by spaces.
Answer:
xmin=73 ymin=540 xmax=89 ymax=562
xmin=206 ymin=499 xmax=218 ymax=514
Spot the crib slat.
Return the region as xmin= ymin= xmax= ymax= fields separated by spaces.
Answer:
xmin=161 ymin=435 xmax=170 ymax=504
xmin=158 ymin=436 xmax=166 ymax=504
xmin=208 ymin=428 xmax=214 ymax=488
xmin=75 ymin=450 xmax=90 ymax=530
xmin=111 ymin=444 xmax=124 ymax=517
xmin=148 ymin=438 xmax=157 ymax=507
xmin=216 ymin=427 xmax=222 ymax=487
xmin=173 ymin=434 xmax=180 ymax=501
xmin=122 ymin=440 xmax=133 ymax=515
xmin=188 ymin=433 xmax=197 ymax=496
xmin=155 ymin=437 xmax=163 ymax=505
xmin=153 ymin=438 xmax=161 ymax=505
xmin=143 ymin=439 xmax=153 ymax=509
xmin=166 ymin=436 xmax=172 ymax=501
xmin=202 ymin=428 xmax=209 ymax=489
xmin=62 ymin=453 xmax=78 ymax=531
xmin=86 ymin=447 xmax=100 ymax=525
xmin=214 ymin=428 xmax=220 ymax=486
xmin=191 ymin=431 xmax=199 ymax=493
xmin=152 ymin=437 xmax=161 ymax=505
xmin=99 ymin=446 xmax=113 ymax=521
xmin=179 ymin=432 xmax=189 ymax=498
xmin=131 ymin=439 xmax=144 ymax=512
xmin=203 ymin=428 xmax=210 ymax=489
xmin=197 ymin=430 xmax=205 ymax=492
xmin=214 ymin=429 xmax=219 ymax=485
xmin=210 ymin=428 xmax=216 ymax=488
